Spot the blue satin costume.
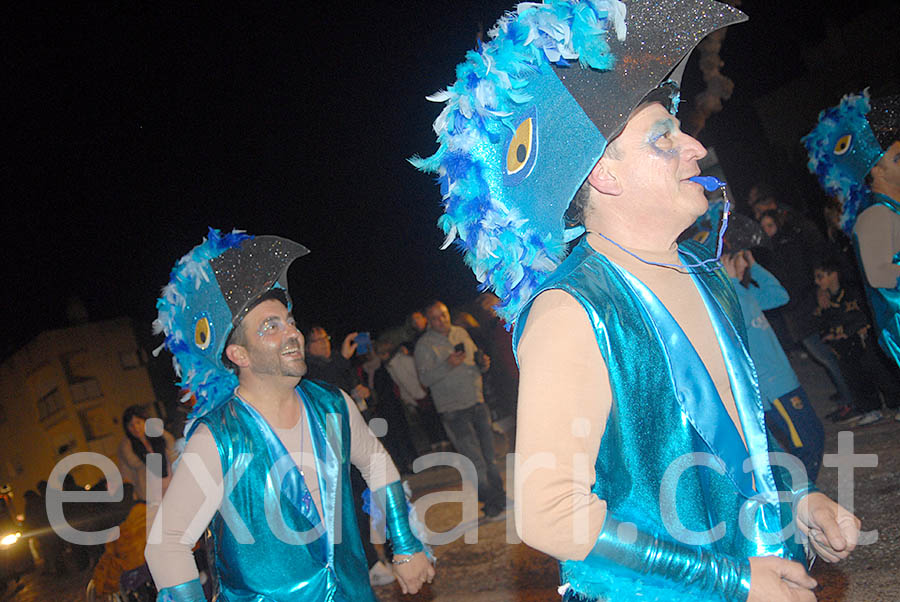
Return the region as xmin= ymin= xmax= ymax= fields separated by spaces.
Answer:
xmin=513 ymin=239 xmax=813 ymax=601
xmin=855 ymin=193 xmax=900 ymax=368
xmin=188 ymin=379 xmax=378 ymax=602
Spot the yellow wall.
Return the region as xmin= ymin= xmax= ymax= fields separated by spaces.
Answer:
xmin=0 ymin=318 xmax=158 ymax=515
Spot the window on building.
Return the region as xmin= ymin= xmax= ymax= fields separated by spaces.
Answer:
xmin=37 ymin=387 xmax=65 ymax=421
xmin=60 ymin=350 xmax=102 ymax=403
xmin=77 ymin=405 xmax=115 ymax=441
xmin=70 ymin=379 xmax=102 ymax=403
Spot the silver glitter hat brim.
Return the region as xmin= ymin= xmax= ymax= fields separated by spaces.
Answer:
xmin=209 ymin=236 xmax=310 ymax=327
xmin=552 ymin=0 xmax=747 ymax=141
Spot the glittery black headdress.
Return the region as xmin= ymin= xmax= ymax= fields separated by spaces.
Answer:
xmin=153 ymin=228 xmax=309 ymax=417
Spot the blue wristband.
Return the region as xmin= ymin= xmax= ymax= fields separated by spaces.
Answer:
xmin=157 ymin=578 xmax=206 ymax=602
xmin=574 ymin=515 xmax=751 ymax=601
xmin=370 ymin=481 xmax=425 ymax=556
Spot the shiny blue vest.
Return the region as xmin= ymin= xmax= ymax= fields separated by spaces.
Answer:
xmin=514 ymin=239 xmax=807 ymax=600
xmin=195 ymin=379 xmax=375 ymax=602
xmin=855 ymin=193 xmax=900 ymax=368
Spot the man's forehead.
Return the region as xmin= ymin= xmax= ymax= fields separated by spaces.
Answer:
xmin=615 ymin=102 xmax=678 ymax=142
xmin=245 ymin=299 xmax=290 ymax=322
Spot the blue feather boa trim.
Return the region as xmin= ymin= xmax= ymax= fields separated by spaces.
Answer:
xmin=411 ymin=1 xmax=623 ymax=324
xmin=802 ymin=90 xmax=881 ymax=234
xmin=153 ymin=227 xmax=250 ymax=420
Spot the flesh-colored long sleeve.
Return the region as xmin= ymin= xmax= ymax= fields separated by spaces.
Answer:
xmin=855 ymin=203 xmax=900 ymax=288
xmin=144 ymin=424 xmax=218 ymax=588
xmin=515 ymin=289 xmax=610 ymax=561
xmin=345 ymin=389 xmax=401 ymax=491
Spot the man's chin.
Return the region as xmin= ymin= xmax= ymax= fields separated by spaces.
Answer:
xmin=281 ymin=359 xmax=307 ymax=379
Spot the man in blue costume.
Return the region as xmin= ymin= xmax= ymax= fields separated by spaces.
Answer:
xmin=145 ymin=229 xmax=434 ymax=601
xmin=804 ymin=91 xmax=900 ymax=423
xmin=413 ymin=1 xmax=859 ymax=600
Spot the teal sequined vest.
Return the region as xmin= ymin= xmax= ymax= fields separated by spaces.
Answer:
xmin=514 ymin=239 xmax=806 ymax=600
xmin=195 ymin=379 xmax=375 ymax=602
xmin=855 ymin=194 xmax=900 ymax=368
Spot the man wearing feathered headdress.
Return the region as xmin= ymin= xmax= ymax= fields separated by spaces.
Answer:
xmin=804 ymin=91 xmax=900 ymax=424
xmin=415 ymin=1 xmax=859 ymax=600
xmin=145 ymin=229 xmax=434 ymax=601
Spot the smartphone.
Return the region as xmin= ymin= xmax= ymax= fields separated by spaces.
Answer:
xmin=355 ymin=332 xmax=371 ymax=355
xmin=454 ymin=342 xmax=465 ymax=353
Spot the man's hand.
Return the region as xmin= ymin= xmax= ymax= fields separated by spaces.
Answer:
xmin=477 ymin=352 xmax=491 ymax=372
xmin=447 ymin=350 xmax=465 ymax=367
xmin=796 ymin=492 xmax=860 ymax=562
xmin=721 ymin=253 xmax=738 ymax=278
xmin=392 ymin=552 xmax=435 ymax=595
xmin=351 ymin=384 xmax=371 ymax=404
xmin=748 ymin=556 xmax=817 ymax=602
xmin=341 ymin=332 xmax=359 ymax=359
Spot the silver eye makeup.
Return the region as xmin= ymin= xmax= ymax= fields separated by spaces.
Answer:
xmin=257 ymin=317 xmax=296 ymax=337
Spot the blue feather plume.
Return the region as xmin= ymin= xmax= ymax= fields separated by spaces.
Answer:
xmin=411 ymin=0 xmax=622 ymax=324
xmin=153 ymin=227 xmax=251 ymax=420
xmin=802 ymin=90 xmax=876 ymax=234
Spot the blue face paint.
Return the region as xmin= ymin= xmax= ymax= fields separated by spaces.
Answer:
xmin=645 ymin=119 xmax=679 ymax=158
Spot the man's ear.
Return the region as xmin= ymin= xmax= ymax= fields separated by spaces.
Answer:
xmin=587 ymin=157 xmax=623 ymax=196
xmin=225 ymin=344 xmax=250 ymax=368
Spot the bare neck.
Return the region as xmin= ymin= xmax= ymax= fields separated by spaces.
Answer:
xmin=584 ymin=209 xmax=682 ymax=255
xmin=871 ymin=180 xmax=900 ymax=203
xmin=236 ymin=374 xmax=302 ymax=429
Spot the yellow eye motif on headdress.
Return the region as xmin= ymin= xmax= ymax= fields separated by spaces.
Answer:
xmin=503 ymin=108 xmax=538 ymax=185
xmin=194 ymin=316 xmax=212 ymax=350
xmin=507 ymin=118 xmax=533 ymax=175
xmin=833 ymin=134 xmax=852 ymax=156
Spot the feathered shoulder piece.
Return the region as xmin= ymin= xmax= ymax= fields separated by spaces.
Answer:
xmin=153 ymin=228 xmax=251 ymax=419
xmin=411 ymin=1 xmax=625 ymax=324
xmin=412 ymin=0 xmax=746 ymax=324
xmin=802 ymin=90 xmax=884 ymax=234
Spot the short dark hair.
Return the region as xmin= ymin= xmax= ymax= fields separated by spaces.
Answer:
xmin=305 ymin=325 xmax=329 ymax=349
xmin=564 ymin=129 xmax=624 ymax=226
xmin=122 ymin=404 xmax=149 ymax=434
xmin=814 ymin=257 xmax=842 ymax=277
xmin=759 ymin=209 xmax=784 ymax=229
xmin=424 ymin=300 xmax=446 ymax=315
xmin=221 ymin=288 xmax=289 ymax=372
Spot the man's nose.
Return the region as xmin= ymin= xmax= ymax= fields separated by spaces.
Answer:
xmin=681 ymin=132 xmax=707 ymax=161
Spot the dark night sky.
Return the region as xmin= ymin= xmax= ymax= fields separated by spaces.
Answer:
xmin=5 ymin=1 xmax=897 ymax=359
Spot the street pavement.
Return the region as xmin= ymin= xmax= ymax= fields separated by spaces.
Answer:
xmin=3 ymin=354 xmax=898 ymax=601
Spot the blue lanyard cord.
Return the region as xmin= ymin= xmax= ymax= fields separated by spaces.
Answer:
xmin=588 ymin=176 xmax=730 ymax=272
